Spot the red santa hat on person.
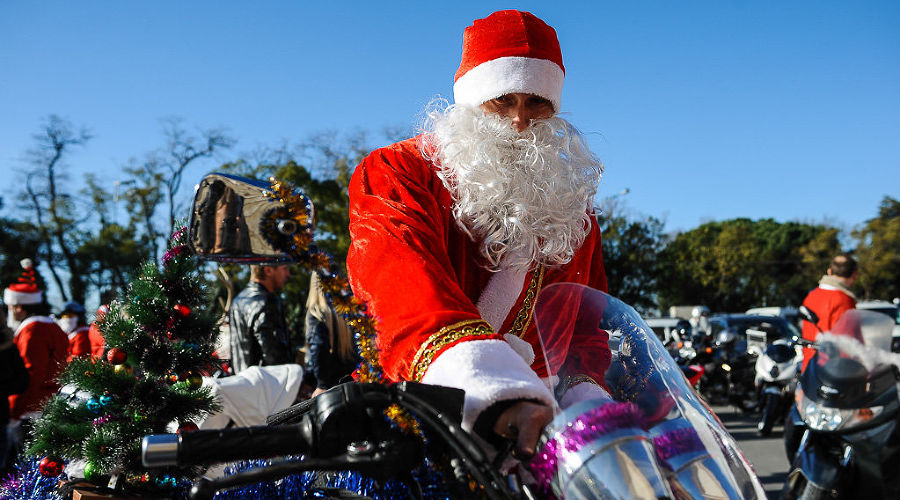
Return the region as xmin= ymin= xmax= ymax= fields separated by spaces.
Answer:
xmin=453 ymin=10 xmax=565 ymax=112
xmin=4 ymin=258 xmax=43 ymax=305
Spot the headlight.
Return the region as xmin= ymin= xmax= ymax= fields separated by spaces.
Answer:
xmin=794 ymin=388 xmax=883 ymax=432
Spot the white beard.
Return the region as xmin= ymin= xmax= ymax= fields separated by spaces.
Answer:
xmin=421 ymin=102 xmax=603 ymax=271
xmin=7 ymin=309 xmax=21 ymax=332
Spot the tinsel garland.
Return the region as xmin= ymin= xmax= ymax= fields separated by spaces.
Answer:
xmin=529 ymin=402 xmax=647 ymax=489
xmin=262 ymin=178 xmax=422 ymax=438
xmin=211 ymin=458 xmax=451 ymax=500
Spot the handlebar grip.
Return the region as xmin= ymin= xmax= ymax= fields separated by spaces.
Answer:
xmin=142 ymin=424 xmax=311 ymax=468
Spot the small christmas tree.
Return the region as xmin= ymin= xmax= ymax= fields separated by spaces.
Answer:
xmin=24 ymin=226 xmax=220 ymax=495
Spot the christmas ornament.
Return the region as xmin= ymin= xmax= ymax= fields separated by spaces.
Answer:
xmin=99 ymin=394 xmax=114 ymax=407
xmin=184 ymin=372 xmax=203 ymax=390
xmin=114 ymin=363 xmax=133 ymax=375
xmin=106 ymin=347 xmax=127 ymax=365
xmin=83 ymin=461 xmax=100 ymax=482
xmin=177 ymin=421 xmax=199 ymax=433
xmin=86 ymin=398 xmax=101 ymax=413
xmin=173 ymin=304 xmax=191 ymax=318
xmin=38 ymin=455 xmax=64 ymax=477
xmin=164 ymin=372 xmax=178 ymax=385
xmin=166 ymin=330 xmax=176 ymax=339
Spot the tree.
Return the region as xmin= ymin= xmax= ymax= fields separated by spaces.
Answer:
xmin=28 ymin=227 xmax=219 ymax=494
xmin=17 ymin=115 xmax=92 ymax=304
xmin=597 ymin=209 xmax=667 ymax=314
xmin=657 ymin=218 xmax=842 ymax=312
xmin=853 ymin=196 xmax=900 ymax=300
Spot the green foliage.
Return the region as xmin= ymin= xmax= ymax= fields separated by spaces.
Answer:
xmin=28 ymin=226 xmax=220 ymax=493
xmin=598 ymin=212 xmax=667 ymax=313
xmin=854 ymin=196 xmax=900 ymax=300
xmin=657 ymin=218 xmax=842 ymax=312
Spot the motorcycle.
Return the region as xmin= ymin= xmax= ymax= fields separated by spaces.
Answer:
xmin=698 ymin=329 xmax=758 ymax=413
xmin=753 ymin=340 xmax=801 ymax=436
xmin=142 ymin=284 xmax=767 ymax=499
xmin=141 ymin=173 xmax=765 ymax=499
xmin=781 ymin=305 xmax=900 ymax=499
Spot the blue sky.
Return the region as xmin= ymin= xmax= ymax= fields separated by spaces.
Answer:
xmin=1 ymin=1 xmax=898 ymax=236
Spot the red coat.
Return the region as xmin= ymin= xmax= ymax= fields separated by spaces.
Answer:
xmin=67 ymin=325 xmax=92 ymax=362
xmin=801 ymin=284 xmax=856 ymax=370
xmin=8 ymin=316 xmax=69 ymax=419
xmin=348 ymin=137 xmax=609 ymax=384
xmin=88 ymin=304 xmax=109 ymax=358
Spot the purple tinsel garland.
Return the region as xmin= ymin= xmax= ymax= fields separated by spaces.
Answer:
xmin=653 ymin=427 xmax=705 ymax=462
xmin=529 ymin=402 xmax=647 ymax=488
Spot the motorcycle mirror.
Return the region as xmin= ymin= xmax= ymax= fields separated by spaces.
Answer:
xmin=798 ymin=305 xmax=821 ymax=330
xmin=188 ymin=173 xmax=313 ymax=264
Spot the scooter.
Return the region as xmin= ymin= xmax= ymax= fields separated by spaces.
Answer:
xmin=781 ymin=305 xmax=900 ymax=499
xmin=753 ymin=340 xmax=801 ymax=436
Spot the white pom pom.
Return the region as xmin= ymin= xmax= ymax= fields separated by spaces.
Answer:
xmin=20 ymin=258 xmax=33 ymax=270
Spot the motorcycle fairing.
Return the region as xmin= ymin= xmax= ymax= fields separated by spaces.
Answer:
xmin=530 ymin=283 xmax=766 ymax=499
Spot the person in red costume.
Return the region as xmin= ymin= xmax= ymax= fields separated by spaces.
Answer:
xmin=4 ymin=259 xmax=69 ymax=454
xmin=348 ymin=10 xmax=610 ymax=459
xmin=88 ymin=304 xmax=109 ymax=358
xmin=57 ymin=301 xmax=91 ymax=362
xmin=800 ymin=253 xmax=858 ymax=370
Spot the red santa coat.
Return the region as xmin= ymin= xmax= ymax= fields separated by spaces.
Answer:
xmin=67 ymin=324 xmax=92 ymax=362
xmin=801 ymin=284 xmax=856 ymax=370
xmin=348 ymin=137 xmax=609 ymax=425
xmin=8 ymin=316 xmax=69 ymax=419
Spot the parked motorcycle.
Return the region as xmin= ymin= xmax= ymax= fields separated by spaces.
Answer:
xmin=698 ymin=329 xmax=758 ymax=413
xmin=781 ymin=305 xmax=900 ymax=499
xmin=754 ymin=340 xmax=801 ymax=436
xmin=143 ymin=282 xmax=767 ymax=499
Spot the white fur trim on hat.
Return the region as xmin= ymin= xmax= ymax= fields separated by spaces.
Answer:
xmin=420 ymin=338 xmax=555 ymax=432
xmin=453 ymin=56 xmax=564 ymax=111
xmin=4 ymin=288 xmax=42 ymax=305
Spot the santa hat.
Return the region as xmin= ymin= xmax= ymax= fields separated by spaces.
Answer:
xmin=453 ymin=10 xmax=565 ymax=112
xmin=4 ymin=258 xmax=43 ymax=305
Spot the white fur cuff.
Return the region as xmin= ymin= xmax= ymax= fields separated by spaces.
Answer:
xmin=420 ymin=339 xmax=555 ymax=432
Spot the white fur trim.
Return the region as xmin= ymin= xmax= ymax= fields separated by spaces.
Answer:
xmin=454 ymin=56 xmax=564 ymax=111
xmin=4 ymin=288 xmax=42 ymax=305
xmin=503 ymin=333 xmax=535 ymax=366
xmin=477 ymin=267 xmax=527 ymax=331
xmin=14 ymin=315 xmax=56 ymax=337
xmin=420 ymin=339 xmax=555 ymax=432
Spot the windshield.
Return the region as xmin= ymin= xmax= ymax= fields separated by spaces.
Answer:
xmin=529 ymin=283 xmax=765 ymax=499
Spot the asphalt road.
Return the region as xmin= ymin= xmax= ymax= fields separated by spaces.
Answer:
xmin=712 ymin=405 xmax=791 ymax=500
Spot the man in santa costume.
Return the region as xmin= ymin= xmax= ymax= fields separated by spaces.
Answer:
xmin=348 ymin=10 xmax=609 ymax=458
xmin=800 ymin=253 xmax=858 ymax=369
xmin=4 ymin=259 xmax=69 ymax=453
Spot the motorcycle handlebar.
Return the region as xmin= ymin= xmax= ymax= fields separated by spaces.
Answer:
xmin=142 ymin=423 xmax=312 ymax=468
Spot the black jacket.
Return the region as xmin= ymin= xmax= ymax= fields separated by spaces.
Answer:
xmin=1 ymin=337 xmax=30 ymax=425
xmin=303 ymin=310 xmax=360 ymax=390
xmin=227 ymin=281 xmax=293 ymax=373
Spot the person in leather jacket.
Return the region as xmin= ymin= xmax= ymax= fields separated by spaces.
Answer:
xmin=228 ymin=264 xmax=294 ymax=373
